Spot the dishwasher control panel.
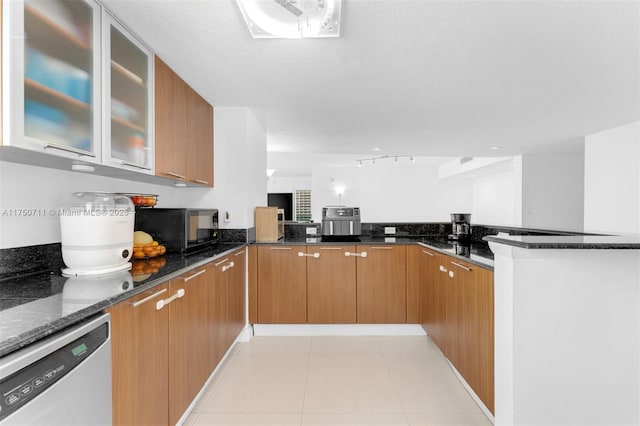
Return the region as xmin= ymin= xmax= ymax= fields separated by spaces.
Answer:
xmin=0 ymin=323 xmax=108 ymax=421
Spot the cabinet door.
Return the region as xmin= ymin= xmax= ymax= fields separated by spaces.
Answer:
xmin=307 ymin=245 xmax=356 ymax=324
xmin=102 ymin=11 xmax=153 ymax=172
xmin=420 ymin=247 xmax=447 ymax=350
xmin=8 ymin=0 xmax=101 ymax=160
xmin=168 ymin=268 xmax=209 ymax=425
xmin=107 ymin=283 xmax=169 ymax=426
xmin=227 ymin=248 xmax=247 ymax=345
xmin=257 ymin=245 xmax=307 ymax=323
xmin=186 ymin=87 xmax=214 ymax=186
xmin=356 ymin=245 xmax=407 ymax=323
xmin=406 ymin=245 xmax=422 ymax=324
xmin=207 ymin=258 xmax=229 ymax=371
xmin=154 ymin=56 xmax=187 ymax=181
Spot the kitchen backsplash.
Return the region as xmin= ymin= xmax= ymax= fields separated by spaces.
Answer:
xmin=0 ymin=243 xmax=64 ymax=279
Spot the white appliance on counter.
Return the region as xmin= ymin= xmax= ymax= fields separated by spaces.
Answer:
xmin=60 ymin=192 xmax=134 ymax=276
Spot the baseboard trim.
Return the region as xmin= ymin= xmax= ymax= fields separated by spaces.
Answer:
xmin=252 ymin=323 xmax=427 ymax=336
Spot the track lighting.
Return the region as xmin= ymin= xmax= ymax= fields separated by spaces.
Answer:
xmin=355 ymin=154 xmax=416 ymax=166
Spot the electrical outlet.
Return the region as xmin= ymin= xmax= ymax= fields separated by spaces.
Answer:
xmin=306 ymin=227 xmax=317 ymax=235
xmin=384 ymin=227 xmax=396 ymax=235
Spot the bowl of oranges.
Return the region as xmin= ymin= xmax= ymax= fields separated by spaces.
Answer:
xmin=124 ymin=193 xmax=158 ymax=207
xmin=132 ymin=231 xmax=166 ymax=259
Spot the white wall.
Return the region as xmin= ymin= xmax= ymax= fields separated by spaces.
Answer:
xmin=521 ymin=152 xmax=585 ymax=231
xmin=267 ymin=176 xmax=311 ymax=194
xmin=584 ymin=121 xmax=640 ymax=235
xmin=0 ymin=107 xmax=267 ymax=248
xmin=472 ymin=170 xmax=518 ymax=226
xmin=310 ymin=164 xmax=473 ymax=223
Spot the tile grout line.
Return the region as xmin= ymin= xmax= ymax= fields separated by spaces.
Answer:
xmin=375 ymin=336 xmax=414 ymax=426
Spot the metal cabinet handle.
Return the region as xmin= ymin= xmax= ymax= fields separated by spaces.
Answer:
xmin=450 ymin=261 xmax=472 ymax=272
xmin=234 ymin=250 xmax=246 ymax=256
xmin=320 ymin=247 xmax=344 ymax=250
xmin=182 ymin=269 xmax=206 ymax=282
xmin=371 ymin=246 xmax=393 ymax=250
xmin=214 ymin=257 xmax=229 ymax=267
xmin=44 ymin=142 xmax=95 ymax=157
xmin=298 ymin=252 xmax=320 ymax=258
xmin=345 ymin=251 xmax=367 ymax=258
xmin=269 ymin=247 xmax=292 ymax=250
xmin=191 ymin=179 xmax=210 ymax=185
xmin=156 ymin=288 xmax=185 ymax=310
xmin=162 ymin=171 xmax=186 ymax=179
xmin=131 ymin=288 xmax=168 ymax=308
xmin=120 ymin=160 xmax=150 ymax=170
xmin=222 ymin=261 xmax=235 ymax=272
xmin=421 ymin=250 xmax=435 ymax=257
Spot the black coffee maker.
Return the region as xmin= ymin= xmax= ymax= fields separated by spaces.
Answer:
xmin=449 ymin=213 xmax=471 ymax=240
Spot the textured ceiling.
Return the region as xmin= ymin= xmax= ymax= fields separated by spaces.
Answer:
xmin=101 ymin=0 xmax=639 ymax=159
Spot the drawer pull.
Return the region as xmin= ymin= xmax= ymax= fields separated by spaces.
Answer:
xmin=234 ymin=250 xmax=246 ymax=256
xmin=214 ymin=257 xmax=229 ymax=267
xmin=156 ymin=288 xmax=185 ymax=310
xmin=182 ymin=269 xmax=206 ymax=282
xmin=44 ymin=142 xmax=95 ymax=157
xmin=222 ymin=261 xmax=235 ymax=272
xmin=345 ymin=251 xmax=367 ymax=258
xmin=131 ymin=288 xmax=167 ymax=308
xmin=371 ymin=246 xmax=393 ymax=250
xmin=191 ymin=179 xmax=210 ymax=185
xmin=298 ymin=252 xmax=320 ymax=258
xmin=421 ymin=250 xmax=435 ymax=257
xmin=120 ymin=160 xmax=150 ymax=170
xmin=163 ymin=171 xmax=186 ymax=179
xmin=320 ymin=247 xmax=344 ymax=250
xmin=269 ymin=247 xmax=292 ymax=250
xmin=450 ymin=261 xmax=472 ymax=272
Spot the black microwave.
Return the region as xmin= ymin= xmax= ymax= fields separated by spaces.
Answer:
xmin=135 ymin=208 xmax=219 ymax=254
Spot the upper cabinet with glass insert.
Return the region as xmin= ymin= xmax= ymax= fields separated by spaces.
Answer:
xmin=5 ymin=0 xmax=102 ymax=161
xmin=102 ymin=11 xmax=153 ymax=173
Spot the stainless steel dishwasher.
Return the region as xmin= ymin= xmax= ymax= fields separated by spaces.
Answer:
xmin=0 ymin=313 xmax=112 ymax=425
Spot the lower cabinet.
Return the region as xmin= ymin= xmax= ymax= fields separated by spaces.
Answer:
xmin=420 ymin=250 xmax=494 ymax=414
xmin=108 ymin=283 xmax=170 ymax=426
xmin=306 ymin=245 xmax=357 ymax=324
xmin=108 ymin=248 xmax=247 ymax=426
xmin=356 ymin=245 xmax=407 ymax=323
xmin=256 ymin=245 xmax=307 ymax=323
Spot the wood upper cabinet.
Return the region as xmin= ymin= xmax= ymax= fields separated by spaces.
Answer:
xmin=257 ymin=245 xmax=307 ymax=323
xmin=356 ymin=245 xmax=407 ymax=323
xmin=168 ymin=267 xmax=209 ymax=425
xmin=107 ymin=283 xmax=170 ymax=426
xmin=186 ymin=86 xmax=214 ymax=186
xmin=154 ymin=55 xmax=213 ymax=186
xmin=306 ymin=245 xmax=357 ymax=324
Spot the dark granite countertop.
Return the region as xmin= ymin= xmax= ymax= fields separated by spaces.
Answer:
xmin=253 ymin=235 xmax=494 ymax=269
xmin=0 ymin=243 xmax=245 ymax=357
xmin=484 ymin=234 xmax=640 ymax=250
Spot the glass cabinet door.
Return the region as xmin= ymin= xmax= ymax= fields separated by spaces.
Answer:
xmin=11 ymin=0 xmax=101 ymax=159
xmin=103 ymin=12 xmax=153 ymax=172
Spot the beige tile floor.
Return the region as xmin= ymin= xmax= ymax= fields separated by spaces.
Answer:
xmin=185 ymin=336 xmax=492 ymax=426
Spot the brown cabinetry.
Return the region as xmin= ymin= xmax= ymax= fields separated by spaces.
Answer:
xmin=419 ymin=250 xmax=494 ymax=414
xmin=356 ymin=245 xmax=407 ymax=323
xmin=154 ymin=56 xmax=213 ymax=186
xmin=306 ymin=245 xmax=357 ymax=324
xmin=107 ymin=283 xmax=170 ymax=426
xmin=257 ymin=245 xmax=307 ymax=323
xmin=108 ymin=248 xmax=247 ymax=425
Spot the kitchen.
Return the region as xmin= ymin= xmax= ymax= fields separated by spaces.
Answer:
xmin=1 ymin=1 xmax=639 ymax=426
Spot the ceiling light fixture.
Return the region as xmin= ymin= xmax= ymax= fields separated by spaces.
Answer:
xmin=355 ymin=154 xmax=416 ymax=167
xmin=235 ymin=0 xmax=342 ymax=39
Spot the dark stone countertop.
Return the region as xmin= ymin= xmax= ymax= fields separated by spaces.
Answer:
xmin=0 ymin=243 xmax=245 ymax=357
xmin=484 ymin=234 xmax=640 ymax=250
xmin=253 ymin=235 xmax=494 ymax=269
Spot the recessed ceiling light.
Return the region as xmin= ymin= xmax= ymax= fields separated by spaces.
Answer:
xmin=490 ymin=146 xmax=502 ymax=150
xmin=235 ymin=0 xmax=342 ymax=39
xmin=373 ymin=147 xmax=381 ymax=152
